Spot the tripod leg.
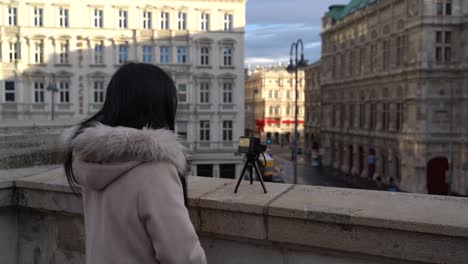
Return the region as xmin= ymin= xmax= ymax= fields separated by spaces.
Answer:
xmin=234 ymin=161 xmax=249 ymax=193
xmin=249 ymin=164 xmax=254 ymax=185
xmin=254 ymin=162 xmax=268 ymax=193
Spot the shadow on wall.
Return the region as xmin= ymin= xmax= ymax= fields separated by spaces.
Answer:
xmin=0 ymin=27 xmax=245 ymax=168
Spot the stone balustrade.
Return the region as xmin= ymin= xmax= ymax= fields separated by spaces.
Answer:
xmin=1 ymin=167 xmax=467 ymax=264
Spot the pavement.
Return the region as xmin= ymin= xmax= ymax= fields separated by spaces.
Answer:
xmin=267 ymin=144 xmax=392 ymax=192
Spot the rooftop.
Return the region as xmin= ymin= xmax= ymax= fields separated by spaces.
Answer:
xmin=327 ymin=0 xmax=380 ymax=21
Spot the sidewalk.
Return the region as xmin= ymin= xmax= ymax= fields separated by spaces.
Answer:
xmin=267 ymin=144 xmax=391 ymax=192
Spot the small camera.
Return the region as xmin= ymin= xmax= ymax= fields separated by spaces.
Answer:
xmin=238 ymin=137 xmax=267 ymax=156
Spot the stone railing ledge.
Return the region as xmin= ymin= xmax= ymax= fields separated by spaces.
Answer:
xmin=267 ymin=185 xmax=468 ymax=238
xmin=2 ymin=169 xmax=468 ymax=263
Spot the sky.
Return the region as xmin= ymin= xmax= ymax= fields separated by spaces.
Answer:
xmin=245 ymin=0 xmax=349 ymax=67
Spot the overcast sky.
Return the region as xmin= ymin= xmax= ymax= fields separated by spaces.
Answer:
xmin=245 ymin=0 xmax=349 ymax=67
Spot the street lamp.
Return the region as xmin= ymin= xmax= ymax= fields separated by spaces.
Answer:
xmin=253 ymin=88 xmax=259 ymax=136
xmin=286 ymin=39 xmax=308 ymax=184
xmin=47 ymin=73 xmax=58 ymax=120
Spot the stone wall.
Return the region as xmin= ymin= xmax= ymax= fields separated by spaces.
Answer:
xmin=1 ymin=168 xmax=468 ymax=264
xmin=0 ymin=122 xmax=74 ymax=169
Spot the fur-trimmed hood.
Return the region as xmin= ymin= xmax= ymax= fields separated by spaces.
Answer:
xmin=61 ymin=123 xmax=188 ymax=190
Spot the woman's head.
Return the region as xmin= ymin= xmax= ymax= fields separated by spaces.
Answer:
xmin=64 ymin=63 xmax=179 ymax=191
xmin=97 ymin=62 xmax=178 ymax=130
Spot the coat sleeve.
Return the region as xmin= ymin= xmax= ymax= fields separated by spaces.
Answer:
xmin=137 ymin=162 xmax=207 ymax=264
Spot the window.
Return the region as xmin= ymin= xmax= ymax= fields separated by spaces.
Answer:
xmin=370 ymin=103 xmax=377 ymax=130
xmin=159 ymin=46 xmax=170 ymax=64
xmin=268 ymin=90 xmax=272 ymax=98
xmin=269 ymin=106 xmax=273 ymax=115
xmin=4 ymin=81 xmax=15 ymax=102
xmin=395 ymin=36 xmax=404 ymax=67
xmin=59 ymin=8 xmax=69 ymax=27
xmin=220 ymin=164 xmax=236 ymax=179
xmin=340 ymin=104 xmax=345 ymax=129
xmin=33 ymin=7 xmax=43 ymax=27
xmin=197 ymin=164 xmax=213 ymax=177
xmin=33 ymin=81 xmax=45 ymax=103
xmin=396 ymin=103 xmax=403 ymax=131
xmin=58 ymin=81 xmax=69 ymax=103
xmin=9 ymin=42 xmax=20 ymax=62
xmin=118 ymin=44 xmax=128 ymax=64
xmin=34 ymin=41 xmax=44 ymax=64
xmin=118 ymin=9 xmax=128 ymax=28
xmin=142 ymin=46 xmax=152 ymax=63
xmin=176 ymin=121 xmax=188 ymax=139
xmin=223 ymin=82 xmax=232 ymax=103
xmin=446 ymin=1 xmax=452 ymax=15
xmin=200 ymin=83 xmax=209 ymax=103
xmin=59 ymin=41 xmax=69 ymax=64
xmin=143 ymin=11 xmax=152 ymax=29
xmin=360 ymin=47 xmax=366 ymax=72
xmin=436 ymin=31 xmax=452 ymax=62
xmin=177 ymin=47 xmax=188 ymax=63
xmin=286 ymin=90 xmax=290 ymax=99
xmin=177 ymin=84 xmax=187 ymax=103
xmin=359 ymin=104 xmax=365 ymax=129
xmin=94 ymin=9 xmax=103 ymax=28
xmin=178 ymin=12 xmax=187 ymax=30
xmin=274 ymin=90 xmax=278 ymax=99
xmin=201 ymin=12 xmax=209 ymax=31
xmin=436 ymin=1 xmax=444 ymax=15
xmin=94 ymin=41 xmax=104 ymax=64
xmin=93 ymin=81 xmax=104 ymax=103
xmin=200 ymin=121 xmax=210 ymax=141
xmin=370 ymin=43 xmax=377 ymax=72
xmin=8 ymin=7 xmax=17 ymax=26
xmin=200 ymin=47 xmax=209 ymax=65
xmin=160 ymin=12 xmax=169 ymax=30
xmin=223 ymin=48 xmax=232 ymax=66
xmin=436 ymin=1 xmax=452 ymax=16
xmin=286 ymin=106 xmax=290 ymax=115
xmin=382 ymin=103 xmax=389 ymax=131
xmin=382 ymin=40 xmax=390 ymax=70
xmin=222 ymin=121 xmax=233 ymax=141
xmin=349 ymin=104 xmax=355 ymax=128
xmin=223 ymin=13 xmax=233 ymax=31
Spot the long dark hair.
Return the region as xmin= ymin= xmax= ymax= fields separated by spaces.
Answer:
xmin=64 ymin=63 xmax=187 ymax=204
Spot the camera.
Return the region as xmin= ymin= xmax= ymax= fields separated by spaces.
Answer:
xmin=238 ymin=137 xmax=267 ymax=156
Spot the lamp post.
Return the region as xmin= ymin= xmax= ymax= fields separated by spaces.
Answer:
xmin=47 ymin=73 xmax=58 ymax=120
xmin=286 ymin=39 xmax=308 ymax=184
xmin=253 ymin=88 xmax=259 ymax=136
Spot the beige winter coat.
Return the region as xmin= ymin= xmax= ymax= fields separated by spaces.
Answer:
xmin=61 ymin=123 xmax=207 ymax=264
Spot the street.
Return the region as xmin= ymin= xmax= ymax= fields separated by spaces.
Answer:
xmin=266 ymin=144 xmax=387 ymax=191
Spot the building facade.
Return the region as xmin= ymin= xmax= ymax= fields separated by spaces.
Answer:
xmin=0 ymin=0 xmax=246 ymax=179
xmin=245 ymin=67 xmax=305 ymax=145
xmin=320 ymin=0 xmax=468 ymax=195
xmin=303 ymin=62 xmax=321 ymax=159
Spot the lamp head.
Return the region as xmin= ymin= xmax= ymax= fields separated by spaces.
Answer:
xmin=286 ymin=60 xmax=296 ymax=73
xmin=297 ymin=54 xmax=308 ymax=68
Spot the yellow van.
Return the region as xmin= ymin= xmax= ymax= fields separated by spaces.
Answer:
xmin=258 ymin=153 xmax=275 ymax=181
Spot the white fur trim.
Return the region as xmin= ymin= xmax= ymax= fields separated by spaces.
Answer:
xmin=62 ymin=123 xmax=187 ymax=174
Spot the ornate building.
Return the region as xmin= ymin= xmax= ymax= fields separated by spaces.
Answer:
xmin=320 ymin=0 xmax=468 ymax=195
xmin=0 ymin=0 xmax=246 ymax=179
xmin=245 ymin=67 xmax=305 ymax=145
xmin=304 ymin=62 xmax=321 ymax=159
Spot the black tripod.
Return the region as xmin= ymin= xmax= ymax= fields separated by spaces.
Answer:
xmin=234 ymin=153 xmax=268 ymax=193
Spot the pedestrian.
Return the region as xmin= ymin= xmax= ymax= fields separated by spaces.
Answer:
xmin=388 ymin=177 xmax=398 ymax=192
xmin=61 ymin=63 xmax=206 ymax=264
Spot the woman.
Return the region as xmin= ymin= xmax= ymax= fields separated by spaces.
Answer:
xmin=61 ymin=63 xmax=207 ymax=264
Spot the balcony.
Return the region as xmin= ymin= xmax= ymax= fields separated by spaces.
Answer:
xmin=0 ymin=170 xmax=467 ymax=263
xmin=196 ymin=104 xmax=213 ymax=113
xmin=219 ymin=103 xmax=237 ymax=113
